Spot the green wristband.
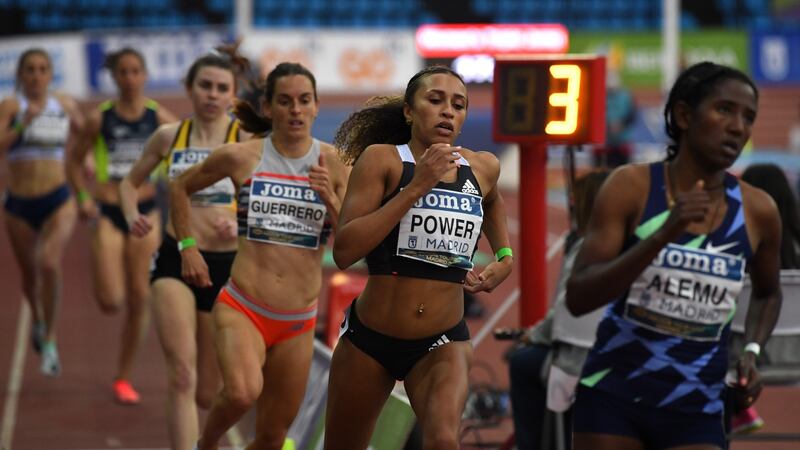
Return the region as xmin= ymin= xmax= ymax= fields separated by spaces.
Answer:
xmin=76 ymin=189 xmax=91 ymax=203
xmin=12 ymin=122 xmax=25 ymax=134
xmin=495 ymin=247 xmax=513 ymax=261
xmin=178 ymin=237 xmax=197 ymax=252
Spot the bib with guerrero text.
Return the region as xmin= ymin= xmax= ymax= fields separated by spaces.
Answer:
xmin=245 ymin=174 xmax=327 ymax=249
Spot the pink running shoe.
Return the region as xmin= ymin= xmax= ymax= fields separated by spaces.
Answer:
xmin=113 ymin=379 xmax=141 ymax=405
xmin=732 ymin=406 xmax=764 ymax=434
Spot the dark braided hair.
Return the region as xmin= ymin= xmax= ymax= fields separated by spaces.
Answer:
xmin=663 ymin=61 xmax=758 ymax=160
xmin=234 ymin=62 xmax=317 ymax=135
xmin=741 ymin=164 xmax=800 ymax=269
xmin=335 ymin=65 xmax=466 ymax=165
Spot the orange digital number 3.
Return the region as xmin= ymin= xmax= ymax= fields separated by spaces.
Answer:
xmin=545 ymin=64 xmax=581 ymax=135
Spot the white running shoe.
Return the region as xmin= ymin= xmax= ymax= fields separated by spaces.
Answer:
xmin=41 ymin=342 xmax=61 ymax=377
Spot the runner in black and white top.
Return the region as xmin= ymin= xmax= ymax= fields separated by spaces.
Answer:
xmin=323 ymin=66 xmax=513 ymax=450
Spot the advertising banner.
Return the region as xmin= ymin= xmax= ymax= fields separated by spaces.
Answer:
xmin=569 ymin=30 xmax=748 ymax=88
xmin=0 ymin=34 xmax=87 ymax=98
xmin=751 ymin=30 xmax=800 ymax=85
xmin=240 ymin=30 xmax=422 ymax=94
xmin=85 ymin=28 xmax=232 ymax=95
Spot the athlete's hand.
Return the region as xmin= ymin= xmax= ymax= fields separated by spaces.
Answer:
xmin=21 ymin=102 xmax=43 ymax=126
xmin=77 ymin=197 xmax=98 ymax=221
xmin=408 ymin=143 xmax=462 ymax=195
xmin=310 ymin=153 xmax=337 ymax=209
xmin=734 ymin=352 xmax=763 ymax=410
xmin=180 ymin=247 xmax=212 ymax=288
xmin=214 ymin=216 xmax=238 ymax=240
xmin=659 ymin=180 xmax=711 ymax=242
xmin=127 ymin=213 xmax=153 ymax=238
xmin=464 ymin=257 xmax=513 ymax=294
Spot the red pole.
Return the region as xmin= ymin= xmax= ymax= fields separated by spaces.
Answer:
xmin=519 ymin=143 xmax=548 ymax=327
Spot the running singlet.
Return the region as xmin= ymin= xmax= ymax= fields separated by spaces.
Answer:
xmin=580 ymin=161 xmax=753 ymax=415
xmin=8 ymin=96 xmax=69 ymax=162
xmin=165 ymin=118 xmax=239 ymax=207
xmin=94 ymin=99 xmax=160 ymax=182
xmin=237 ymin=136 xmax=330 ymax=249
xmin=366 ymin=144 xmax=484 ymax=284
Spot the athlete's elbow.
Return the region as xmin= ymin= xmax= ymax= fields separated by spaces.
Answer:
xmin=565 ymin=280 xmax=588 ymax=316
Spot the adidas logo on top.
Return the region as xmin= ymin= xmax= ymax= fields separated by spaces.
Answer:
xmin=461 ymin=179 xmax=479 ymax=195
xmin=428 ymin=334 xmax=451 ymax=352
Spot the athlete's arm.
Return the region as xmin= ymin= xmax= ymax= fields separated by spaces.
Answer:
xmin=170 ymin=141 xmax=252 ymax=287
xmin=120 ymin=123 xmax=175 ymax=236
xmin=465 ymin=150 xmax=512 ymax=293
xmin=737 ymin=185 xmax=782 ymax=407
xmin=67 ymin=108 xmax=101 ymax=219
xmin=57 ymin=93 xmax=86 ymax=169
xmin=0 ymin=98 xmax=21 ymax=153
xmin=332 ymin=143 xmax=460 ymax=269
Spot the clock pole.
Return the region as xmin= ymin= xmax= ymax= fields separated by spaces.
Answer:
xmin=519 ymin=143 xmax=549 ymax=327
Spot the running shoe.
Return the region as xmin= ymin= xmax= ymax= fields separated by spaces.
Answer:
xmin=31 ymin=321 xmax=46 ymax=353
xmin=40 ymin=341 xmax=61 ymax=377
xmin=732 ymin=406 xmax=765 ymax=434
xmin=113 ymin=379 xmax=141 ymax=405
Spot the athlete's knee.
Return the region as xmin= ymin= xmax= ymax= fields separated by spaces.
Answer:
xmin=423 ymin=426 xmax=459 ymax=450
xmin=221 ymin=379 xmax=260 ymax=411
xmin=167 ymin=359 xmax=197 ymax=395
xmin=38 ymin=256 xmax=62 ymax=279
xmin=195 ymin=385 xmax=216 ymax=409
xmin=96 ymin=294 xmax=123 ymax=314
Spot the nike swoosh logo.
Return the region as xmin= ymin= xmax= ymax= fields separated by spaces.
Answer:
xmin=704 ymin=241 xmax=738 ymax=253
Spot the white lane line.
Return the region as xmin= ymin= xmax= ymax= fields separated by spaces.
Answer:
xmin=1 ymin=301 xmax=31 ymax=450
xmin=472 ymin=229 xmax=569 ymax=348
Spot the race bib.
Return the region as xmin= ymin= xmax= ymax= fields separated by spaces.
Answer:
xmin=108 ymin=140 xmax=145 ymax=179
xmin=246 ymin=176 xmax=327 ymax=249
xmin=397 ymin=188 xmax=483 ymax=270
xmin=624 ymin=243 xmax=745 ymax=341
xmin=168 ymin=149 xmax=235 ymax=206
xmin=24 ymin=113 xmax=69 ymax=147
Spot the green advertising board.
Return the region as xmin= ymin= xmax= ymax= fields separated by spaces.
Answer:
xmin=569 ymin=30 xmax=748 ymax=88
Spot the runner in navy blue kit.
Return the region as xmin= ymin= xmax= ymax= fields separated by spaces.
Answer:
xmin=67 ymin=47 xmax=176 ymax=404
xmin=323 ymin=66 xmax=513 ymax=450
xmin=0 ymin=48 xmax=84 ymax=377
xmin=173 ymin=62 xmax=349 ymax=450
xmin=566 ymin=62 xmax=783 ymax=449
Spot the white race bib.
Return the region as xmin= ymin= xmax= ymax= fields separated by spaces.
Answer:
xmin=246 ymin=176 xmax=327 ymax=249
xmin=169 ymin=149 xmax=235 ymax=206
xmin=24 ymin=113 xmax=69 ymax=147
xmin=397 ymin=188 xmax=483 ymax=270
xmin=108 ymin=140 xmax=145 ymax=179
xmin=624 ymin=243 xmax=745 ymax=341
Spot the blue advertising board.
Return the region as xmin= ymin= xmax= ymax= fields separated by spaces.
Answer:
xmin=85 ymin=29 xmax=232 ymax=95
xmin=751 ymin=30 xmax=800 ymax=85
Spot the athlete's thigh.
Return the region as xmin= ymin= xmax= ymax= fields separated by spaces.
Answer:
xmin=151 ymin=278 xmax=198 ymax=361
xmin=124 ymin=211 xmax=161 ymax=293
xmin=213 ymin=302 xmax=266 ymax=392
xmin=195 ymin=309 xmax=221 ymax=404
xmin=256 ymin=329 xmax=315 ymax=433
xmin=91 ymin=217 xmax=126 ymax=304
xmin=4 ymin=213 xmax=37 ymax=280
xmin=37 ymin=198 xmax=77 ymax=260
xmin=404 ymin=341 xmax=472 ymax=429
xmin=323 ymin=338 xmax=395 ymax=450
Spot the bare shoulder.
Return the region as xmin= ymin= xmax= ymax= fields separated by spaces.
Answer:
xmin=739 ymin=180 xmax=780 ymax=225
xmin=603 ymin=162 xmax=650 ymax=192
xmin=355 ymin=143 xmax=401 ymax=170
xmin=319 ymin=141 xmax=346 ymax=165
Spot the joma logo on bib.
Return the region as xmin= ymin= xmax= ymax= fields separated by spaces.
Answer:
xmin=172 ymin=149 xmax=210 ymax=166
xmin=414 ymin=192 xmax=476 ymax=213
xmin=255 ymin=181 xmax=319 ymax=203
xmin=652 ymin=247 xmax=732 ymax=277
